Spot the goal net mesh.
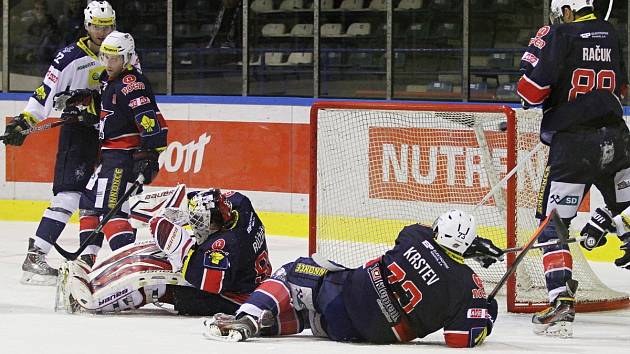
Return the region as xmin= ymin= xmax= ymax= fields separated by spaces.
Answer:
xmin=311 ymin=103 xmax=629 ymax=312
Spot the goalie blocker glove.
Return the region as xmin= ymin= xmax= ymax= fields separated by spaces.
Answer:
xmin=580 ymin=207 xmax=615 ymax=251
xmin=464 ymin=236 xmax=504 ymax=268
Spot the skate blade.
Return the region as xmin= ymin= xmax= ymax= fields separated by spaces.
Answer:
xmin=20 ymin=271 xmax=57 ymax=286
xmin=533 ymin=321 xmax=573 ymax=338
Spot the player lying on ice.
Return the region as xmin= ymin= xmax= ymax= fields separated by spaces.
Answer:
xmin=205 ymin=209 xmax=504 ymax=348
xmin=56 ymin=188 xmax=272 ymax=316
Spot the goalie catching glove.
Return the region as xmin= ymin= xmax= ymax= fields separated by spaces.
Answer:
xmin=464 ymin=237 xmax=504 ymax=268
xmin=580 ymin=207 xmax=615 ymax=251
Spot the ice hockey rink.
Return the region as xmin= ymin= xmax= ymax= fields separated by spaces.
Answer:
xmin=1 ymin=220 xmax=629 ymax=354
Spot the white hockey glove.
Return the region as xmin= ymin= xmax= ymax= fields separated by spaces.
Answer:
xmin=580 ymin=207 xmax=615 ymax=251
xmin=464 ymin=237 xmax=504 ymax=268
xmin=149 ymin=215 xmax=195 ymax=271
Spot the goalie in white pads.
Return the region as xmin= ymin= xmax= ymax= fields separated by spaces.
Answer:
xmin=205 ymin=210 xmax=503 ymax=347
xmin=56 ymin=188 xmax=272 ymax=315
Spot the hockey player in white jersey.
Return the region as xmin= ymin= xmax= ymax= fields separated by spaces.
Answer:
xmin=2 ymin=1 xmax=116 ymax=285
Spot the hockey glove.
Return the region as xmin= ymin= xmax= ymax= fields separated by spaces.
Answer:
xmin=3 ymin=114 xmax=33 ymax=146
xmin=614 ymin=234 xmax=630 ymax=269
xmin=464 ymin=237 xmax=504 ymax=268
xmin=580 ymin=207 xmax=615 ymax=251
xmin=133 ymin=149 xmax=160 ymax=184
xmin=60 ymin=107 xmax=100 ymax=126
xmin=53 ymin=89 xmax=97 ymax=111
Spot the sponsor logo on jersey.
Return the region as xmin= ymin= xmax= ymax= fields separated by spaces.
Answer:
xmin=617 ymin=180 xmax=630 ymax=190
xmin=537 ymin=167 xmax=550 ymax=215
xmin=471 ymin=273 xmax=487 ymax=298
xmin=123 ymin=75 xmax=137 ymax=84
xmin=128 ymin=96 xmax=150 ymax=109
xmin=46 ymin=70 xmax=58 ymax=83
xmin=467 ymin=308 xmax=488 ymax=319
xmin=402 ymin=246 xmax=440 ymax=285
xmin=212 ymin=238 xmax=225 ymax=250
xmin=521 ymin=52 xmax=539 ymax=67
xmin=77 ymin=61 xmax=96 ymax=70
xmin=366 ymin=263 xmax=400 ymax=323
xmin=580 ymin=31 xmax=608 ymax=39
xmin=122 ymin=81 xmax=146 ymax=95
xmin=421 ymin=240 xmax=434 ymax=250
xmin=294 ymin=262 xmax=327 ymax=277
xmin=528 ymin=37 xmax=546 ymax=50
xmin=549 ymin=194 xmax=580 ymax=206
xmin=89 ymin=66 xmax=104 ymax=88
xmin=582 ymin=46 xmax=612 ymax=62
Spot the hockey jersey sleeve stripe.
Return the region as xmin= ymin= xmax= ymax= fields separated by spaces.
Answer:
xmin=201 ymin=268 xmax=224 ymax=293
xmin=102 ymin=135 xmax=141 ymax=149
xmin=517 ymin=74 xmax=551 ymax=105
xmin=443 ymin=330 xmax=470 ymax=348
xmin=391 ymin=316 xmax=416 ymax=342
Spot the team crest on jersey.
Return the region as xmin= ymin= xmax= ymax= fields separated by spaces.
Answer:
xmin=33 ymin=84 xmax=51 ymax=105
xmin=203 ymin=250 xmax=230 ymax=270
xmin=211 ymin=238 xmax=226 ymax=250
xmin=123 ymin=75 xmax=137 ymax=84
xmin=134 ymin=110 xmax=161 ymax=136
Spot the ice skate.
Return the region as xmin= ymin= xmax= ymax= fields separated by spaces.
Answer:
xmin=21 ymin=238 xmax=58 ymax=286
xmin=532 ymin=280 xmax=578 ymax=338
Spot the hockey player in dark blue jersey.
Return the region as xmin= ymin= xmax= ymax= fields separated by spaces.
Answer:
xmin=2 ymin=1 xmax=117 ymax=286
xmin=79 ymin=31 xmax=168 ymax=255
xmin=204 ymin=209 xmax=503 ymax=347
xmin=58 ymin=188 xmax=272 ymax=316
xmin=517 ymin=0 xmax=629 ymax=337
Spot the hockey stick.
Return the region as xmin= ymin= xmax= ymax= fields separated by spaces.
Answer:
xmin=53 ymin=174 xmax=146 ymax=261
xmin=486 ymin=209 xmax=567 ymax=303
xmin=0 ymin=119 xmax=70 ymax=142
xmin=501 ymin=235 xmax=585 ymax=254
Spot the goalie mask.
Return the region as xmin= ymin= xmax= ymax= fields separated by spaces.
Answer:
xmin=432 ymin=209 xmax=477 ymax=255
xmin=550 ymin=0 xmax=594 ymax=24
xmin=186 ymin=189 xmax=233 ymax=244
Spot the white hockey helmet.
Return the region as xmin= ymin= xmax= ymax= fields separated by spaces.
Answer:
xmin=432 ymin=209 xmax=477 ymax=255
xmin=84 ymin=1 xmax=116 ymax=27
xmin=99 ymin=31 xmax=136 ymax=67
xmin=550 ymin=0 xmax=594 ymax=24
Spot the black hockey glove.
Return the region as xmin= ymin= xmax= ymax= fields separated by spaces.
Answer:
xmin=53 ymin=89 xmax=97 ymax=111
xmin=3 ymin=114 xmax=32 ymax=146
xmin=580 ymin=207 xmax=615 ymax=251
xmin=133 ymin=149 xmax=160 ymax=184
xmin=464 ymin=237 xmax=504 ymax=268
xmin=60 ymin=107 xmax=100 ymax=126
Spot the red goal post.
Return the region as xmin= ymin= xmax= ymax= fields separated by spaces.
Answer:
xmin=309 ymin=101 xmax=630 ymax=313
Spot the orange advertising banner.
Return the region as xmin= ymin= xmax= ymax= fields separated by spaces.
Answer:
xmin=5 ymin=119 xmax=311 ymax=194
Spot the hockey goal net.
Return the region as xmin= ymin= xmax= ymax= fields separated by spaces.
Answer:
xmin=309 ymin=101 xmax=630 ymax=313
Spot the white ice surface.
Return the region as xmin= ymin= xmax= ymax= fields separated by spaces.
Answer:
xmin=1 ymin=221 xmax=630 ymax=354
